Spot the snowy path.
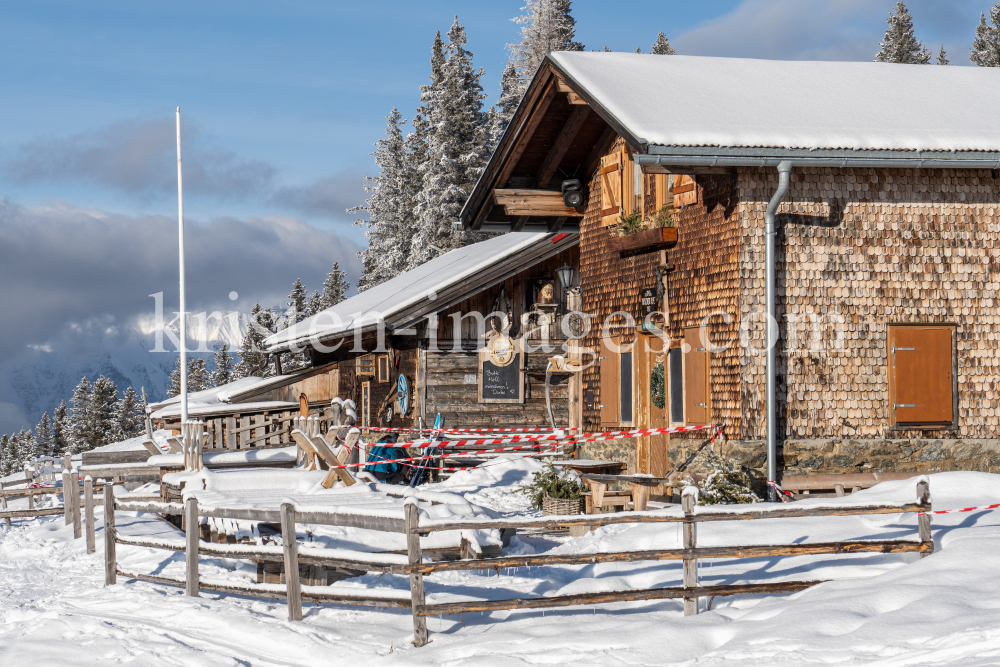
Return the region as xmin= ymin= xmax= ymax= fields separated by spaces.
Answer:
xmin=3 ymin=471 xmax=1000 ymax=665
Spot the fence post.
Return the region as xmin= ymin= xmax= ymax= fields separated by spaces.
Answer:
xmin=917 ymin=478 xmax=933 ymax=558
xmin=84 ymin=476 xmax=95 ymax=554
xmin=405 ymin=498 xmax=429 ymax=646
xmin=71 ymin=471 xmax=81 ymax=539
xmin=280 ymin=502 xmax=303 ymax=621
xmin=62 ymin=470 xmax=72 ymax=526
xmin=682 ymin=486 xmax=698 ymax=616
xmin=185 ymin=496 xmax=200 ymax=596
xmin=0 ymin=480 xmax=10 ymax=527
xmin=104 ymin=483 xmax=116 ymax=585
xmin=25 ymin=465 xmax=35 ymax=510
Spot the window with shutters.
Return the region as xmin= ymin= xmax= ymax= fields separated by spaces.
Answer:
xmin=598 ymin=336 xmax=634 ymax=426
xmin=599 ymin=150 xmax=622 ymax=227
xmin=668 ymin=347 xmax=684 ymax=424
xmin=683 ymin=327 xmax=710 ymax=426
xmin=356 ymin=353 xmax=375 ymax=377
xmin=620 ymin=349 xmax=633 ymax=424
xmin=673 ymin=174 xmax=697 ymax=208
xmin=888 ymin=325 xmax=955 ymax=426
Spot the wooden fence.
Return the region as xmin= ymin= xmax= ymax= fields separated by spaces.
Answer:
xmin=105 ymin=479 xmax=933 ymax=647
xmin=0 ymin=469 xmax=100 ymax=554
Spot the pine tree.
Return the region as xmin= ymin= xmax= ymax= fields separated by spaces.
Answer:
xmin=351 ymin=110 xmax=419 ymax=291
xmin=321 ymin=263 xmax=350 ymax=307
xmin=0 ymin=435 xmax=11 ymax=476
xmin=14 ymin=429 xmax=36 ymax=469
xmin=188 ymin=358 xmax=212 ymax=392
xmin=213 ymin=343 xmax=235 ymax=387
xmin=409 ymin=18 xmax=489 ymax=269
xmin=52 ymin=400 xmax=69 ymax=456
xmin=937 ymin=44 xmax=950 ymax=65
xmin=651 ymin=31 xmax=676 ymax=55
xmin=486 ymin=62 xmax=522 ymax=152
xmin=85 ymin=376 xmax=118 ymax=451
xmin=111 ymin=387 xmax=144 ymax=442
xmin=508 ymin=0 xmax=584 ymax=97
xmin=305 ymin=290 xmax=323 ymax=317
xmin=35 ymin=412 xmax=53 ymax=458
xmin=236 ymin=302 xmax=273 ymax=379
xmin=68 ymin=377 xmax=92 ymax=454
xmin=971 ymin=5 xmax=1000 ymax=67
xmin=874 ymin=2 xmax=931 ymax=64
xmin=167 ymin=357 xmax=182 ymax=398
xmin=286 ymin=278 xmax=308 ymax=325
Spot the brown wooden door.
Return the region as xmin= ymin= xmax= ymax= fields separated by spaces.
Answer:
xmin=599 ymin=336 xmax=619 ymax=426
xmin=890 ymin=326 xmax=953 ymax=424
xmin=683 ymin=327 xmax=710 ymax=425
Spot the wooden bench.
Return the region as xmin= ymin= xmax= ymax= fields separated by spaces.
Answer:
xmin=782 ymin=472 xmax=927 ymax=498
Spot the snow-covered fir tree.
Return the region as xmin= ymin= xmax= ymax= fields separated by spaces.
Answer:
xmin=189 ymin=358 xmax=211 ymax=392
xmin=0 ymin=434 xmax=12 ymax=476
xmin=236 ymin=302 xmax=273 ymax=379
xmin=351 ymin=109 xmax=419 ymax=291
xmin=486 ymin=62 xmax=522 ymax=152
xmin=35 ymin=412 xmax=53 ymax=458
xmin=52 ymin=400 xmax=69 ymax=456
xmin=84 ymin=375 xmax=118 ymax=452
xmin=305 ymin=290 xmax=323 ymax=317
xmin=651 ymin=31 xmax=676 ymax=55
xmin=875 ymin=2 xmax=931 ymax=64
xmin=13 ymin=429 xmax=36 ymax=469
xmin=507 ymin=0 xmax=583 ymax=97
xmin=213 ymin=343 xmax=235 ymax=387
xmin=286 ymin=278 xmax=308 ymax=325
xmin=409 ymin=18 xmax=489 ymax=269
xmin=938 ymin=45 xmax=950 ymax=65
xmin=971 ymin=4 xmax=1000 ymax=67
xmin=111 ymin=386 xmax=145 ymax=443
xmin=68 ymin=377 xmax=92 ymax=453
xmin=321 ymin=263 xmax=350 ymax=307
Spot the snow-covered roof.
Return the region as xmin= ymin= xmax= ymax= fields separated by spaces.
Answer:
xmin=549 ymin=53 xmax=1000 ymax=152
xmin=148 ymin=376 xmax=298 ymax=421
xmin=265 ymin=232 xmax=575 ymax=352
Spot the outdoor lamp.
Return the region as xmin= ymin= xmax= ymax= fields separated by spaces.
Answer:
xmin=556 ymin=263 xmax=575 ymax=289
xmin=561 ymin=179 xmax=583 ymax=207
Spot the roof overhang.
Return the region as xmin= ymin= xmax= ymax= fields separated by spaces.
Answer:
xmin=637 ymin=145 xmax=1000 ymax=170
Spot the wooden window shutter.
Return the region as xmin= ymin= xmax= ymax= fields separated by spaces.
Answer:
xmin=673 ymin=175 xmax=697 ymax=208
xmin=599 ymin=151 xmax=622 ymax=226
xmin=890 ymin=326 xmax=954 ymax=424
xmin=654 ymin=174 xmax=667 ymax=212
xmin=683 ymin=327 xmax=710 ymax=425
xmin=599 ymin=337 xmax=620 ymax=425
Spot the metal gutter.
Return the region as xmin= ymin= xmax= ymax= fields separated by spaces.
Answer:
xmin=636 ymin=147 xmax=1000 ymax=169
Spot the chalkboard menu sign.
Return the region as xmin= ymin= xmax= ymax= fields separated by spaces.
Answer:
xmin=478 ymin=337 xmax=524 ymax=404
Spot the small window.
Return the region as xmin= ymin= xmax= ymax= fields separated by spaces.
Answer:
xmin=376 ymin=355 xmax=390 ymax=383
xmin=356 ymin=354 xmax=375 ymax=377
xmin=668 ymin=348 xmax=684 ymax=424
xmin=889 ymin=325 xmax=954 ymax=426
xmin=620 ymin=350 xmax=633 ymax=424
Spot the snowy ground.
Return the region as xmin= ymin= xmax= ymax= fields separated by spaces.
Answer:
xmin=4 ymin=465 xmax=1000 ymax=665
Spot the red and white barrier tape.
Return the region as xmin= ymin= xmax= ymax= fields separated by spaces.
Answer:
xmin=920 ymin=503 xmax=1000 ymax=515
xmin=766 ymin=480 xmax=794 ymax=503
xmin=372 ymin=424 xmax=723 ymax=450
xmin=363 ymin=426 xmax=581 ymax=435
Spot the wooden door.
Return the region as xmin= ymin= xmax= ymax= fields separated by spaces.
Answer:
xmin=889 ymin=326 xmax=954 ymax=424
xmin=683 ymin=327 xmax=710 ymax=426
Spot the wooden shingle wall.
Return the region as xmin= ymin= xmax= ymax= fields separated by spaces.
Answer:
xmin=738 ymin=166 xmax=1000 ymax=441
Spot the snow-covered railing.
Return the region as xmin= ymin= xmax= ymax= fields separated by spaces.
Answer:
xmin=1 ymin=468 xmax=99 ymax=554
xmin=102 ymin=479 xmax=933 ymax=648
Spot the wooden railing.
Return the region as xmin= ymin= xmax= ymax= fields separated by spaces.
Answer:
xmin=104 ymin=479 xmax=933 ymax=647
xmin=0 ymin=470 xmax=99 ymax=554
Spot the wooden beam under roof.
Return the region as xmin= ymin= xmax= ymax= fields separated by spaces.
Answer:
xmin=538 ymin=106 xmax=591 ymax=189
xmin=555 ymin=77 xmax=588 ymax=105
xmin=493 ymin=189 xmax=585 ymax=218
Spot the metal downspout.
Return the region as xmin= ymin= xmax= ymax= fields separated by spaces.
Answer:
xmin=766 ymin=161 xmax=792 ymax=501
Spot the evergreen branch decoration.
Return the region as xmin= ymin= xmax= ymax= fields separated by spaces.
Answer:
xmin=518 ymin=460 xmax=587 ymax=510
xmin=651 ymin=362 xmax=665 ymax=409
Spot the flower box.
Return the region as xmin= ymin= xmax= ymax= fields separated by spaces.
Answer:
xmin=610 ymin=227 xmax=678 ymax=257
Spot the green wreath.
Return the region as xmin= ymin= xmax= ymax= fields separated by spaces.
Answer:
xmin=651 ymin=361 xmax=665 ymax=409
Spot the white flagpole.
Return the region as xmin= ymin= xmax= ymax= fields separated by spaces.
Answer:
xmin=176 ymin=107 xmax=189 ymax=423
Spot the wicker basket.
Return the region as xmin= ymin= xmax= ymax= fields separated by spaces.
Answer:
xmin=542 ymin=494 xmax=584 ymax=516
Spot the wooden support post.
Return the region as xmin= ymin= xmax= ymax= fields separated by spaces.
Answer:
xmin=405 ymin=499 xmax=429 ymax=646
xmin=185 ymin=496 xmax=200 ymax=597
xmin=104 ymin=483 xmax=116 ymax=585
xmin=917 ymin=478 xmax=933 ymax=558
xmin=280 ymin=502 xmax=303 ymax=621
xmin=64 ymin=453 xmax=72 ymax=473
xmin=62 ymin=470 xmax=72 ymax=526
xmin=84 ymin=476 xmax=95 ymax=554
xmin=0 ymin=480 xmax=10 ymax=527
xmin=682 ymin=486 xmax=698 ymax=616
xmin=71 ymin=471 xmax=81 ymax=539
xmin=226 ymin=417 xmax=237 ymax=449
xmin=25 ymin=465 xmax=35 ymax=510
